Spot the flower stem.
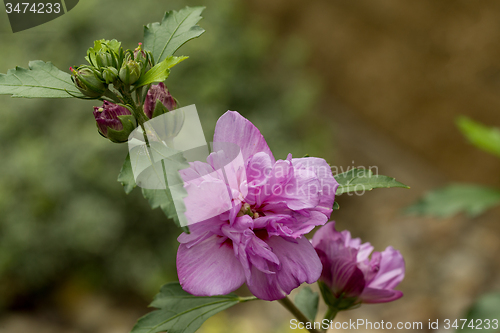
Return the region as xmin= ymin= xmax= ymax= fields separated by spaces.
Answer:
xmin=321 ymin=307 xmax=339 ymax=332
xmin=278 ymin=296 xmax=322 ymax=333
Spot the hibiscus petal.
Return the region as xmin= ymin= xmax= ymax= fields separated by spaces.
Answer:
xmin=214 ymin=111 xmax=275 ymax=163
xmin=312 ymin=221 xmax=338 ymax=249
xmin=265 ymin=160 xmax=321 ymax=211
xmin=359 ymin=288 xmax=403 ymax=304
xmin=292 ymin=157 xmax=338 ymax=218
xmin=183 ymin=179 xmax=235 ymax=225
xmin=177 ymin=234 xmax=246 ymax=296
xmin=357 ymin=242 xmax=374 ymax=262
xmin=246 ymin=236 xmax=322 ymax=301
xmin=329 ymin=256 xmax=365 ymax=298
xmin=366 ymin=246 xmax=405 ymax=290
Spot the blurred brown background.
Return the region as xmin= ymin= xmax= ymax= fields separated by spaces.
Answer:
xmin=1 ymin=0 xmax=500 ymax=332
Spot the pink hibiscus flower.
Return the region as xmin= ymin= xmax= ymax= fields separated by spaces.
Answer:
xmin=312 ymin=222 xmax=405 ymax=306
xmin=176 ymin=111 xmax=338 ymax=301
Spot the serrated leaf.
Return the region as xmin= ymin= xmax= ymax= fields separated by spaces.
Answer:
xmin=135 ymin=56 xmax=188 ymax=88
xmin=406 ymin=184 xmax=500 ymax=218
xmin=457 ymin=116 xmax=500 ymax=158
xmin=295 ymin=286 xmax=319 ymax=322
xmin=334 ymin=168 xmax=409 ymax=195
xmin=130 ymin=282 xmax=256 ymax=333
xmin=143 ymin=6 xmax=205 ymax=63
xmin=0 ymin=60 xmax=84 ymax=98
xmin=117 ymin=153 xmax=137 ymax=194
xmin=457 ymin=292 xmax=500 ymax=333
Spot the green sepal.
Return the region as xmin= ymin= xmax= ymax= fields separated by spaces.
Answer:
xmin=332 ymin=201 xmax=340 ymax=210
xmin=104 ymin=114 xmax=137 ymax=143
xmin=86 ymin=39 xmax=124 ymax=69
xmin=318 ymin=281 xmax=358 ymax=311
xmin=152 ymin=99 xmax=169 ymax=118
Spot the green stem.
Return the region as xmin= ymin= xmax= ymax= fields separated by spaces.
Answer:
xmin=278 ymin=296 xmax=322 ymax=333
xmin=321 ymin=307 xmax=339 ymax=332
xmin=239 ymin=296 xmax=258 ymax=303
xmin=103 ymin=88 xmax=122 ymax=104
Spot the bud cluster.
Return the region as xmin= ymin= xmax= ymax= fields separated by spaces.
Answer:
xmin=70 ymin=39 xmax=179 ymax=143
xmin=70 ymin=40 xmax=154 ymax=98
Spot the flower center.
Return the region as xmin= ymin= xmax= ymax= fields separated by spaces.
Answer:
xmin=237 ymin=202 xmax=261 ymax=219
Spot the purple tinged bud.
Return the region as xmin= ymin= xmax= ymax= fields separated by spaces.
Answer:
xmin=93 ymin=101 xmax=136 ymax=143
xmin=143 ymin=83 xmax=177 ymax=119
xmin=133 ymin=43 xmax=146 ymax=60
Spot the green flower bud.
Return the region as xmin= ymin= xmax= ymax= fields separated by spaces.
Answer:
xmin=86 ymin=39 xmax=124 ymax=70
xmin=96 ymin=52 xmax=115 ymax=68
xmin=70 ymin=66 xmax=107 ymax=98
xmin=102 ymin=67 xmax=119 ymax=84
xmin=119 ymin=60 xmax=142 ymax=84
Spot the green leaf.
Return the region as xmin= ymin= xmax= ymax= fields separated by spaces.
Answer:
xmin=0 ymin=60 xmax=84 ymax=98
xmin=406 ymin=184 xmax=500 ymax=218
xmin=457 ymin=292 xmax=500 ymax=333
xmin=457 ymin=116 xmax=500 ymax=158
xmin=295 ymin=286 xmax=319 ymax=322
xmin=142 ymin=186 xmax=189 ymax=232
xmin=117 ymin=153 xmax=137 ymax=194
xmin=130 ymin=282 xmax=256 ymax=333
xmin=139 ymin=143 xmax=190 ymax=231
xmin=334 ymin=168 xmax=409 ymax=195
xmin=332 ymin=201 xmax=340 ymax=210
xmin=135 ymin=56 xmax=188 ymax=88
xmin=143 ymin=6 xmax=205 ymax=63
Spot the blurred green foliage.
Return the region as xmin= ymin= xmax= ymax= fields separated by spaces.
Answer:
xmin=406 ymin=184 xmax=500 ymax=218
xmin=457 ymin=292 xmax=500 ymax=333
xmin=0 ymin=0 xmax=329 ymax=309
xmin=457 ymin=116 xmax=500 ymax=158
xmin=407 ymin=117 xmax=500 ymax=218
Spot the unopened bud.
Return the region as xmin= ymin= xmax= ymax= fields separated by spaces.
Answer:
xmin=93 ymin=101 xmax=136 ymax=143
xmin=143 ymin=83 xmax=177 ymax=119
xmin=119 ymin=60 xmax=142 ymax=84
xmin=102 ymin=67 xmax=119 ymax=84
xmin=71 ymin=66 xmax=107 ymax=98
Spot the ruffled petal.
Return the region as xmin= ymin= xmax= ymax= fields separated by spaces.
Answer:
xmin=214 ymin=111 xmax=275 ymax=163
xmin=366 ymin=246 xmax=405 ymax=290
xmin=263 ymin=158 xmax=321 ymax=211
xmin=183 ymin=179 xmax=235 ymax=226
xmin=312 ymin=221 xmax=339 ymax=251
xmin=359 ymin=288 xmax=403 ymax=304
xmin=177 ymin=234 xmax=246 ymax=296
xmin=329 ymin=255 xmax=365 ymax=298
xmin=246 ymin=236 xmax=321 ymax=301
xmin=292 ymin=157 xmax=338 ymax=218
